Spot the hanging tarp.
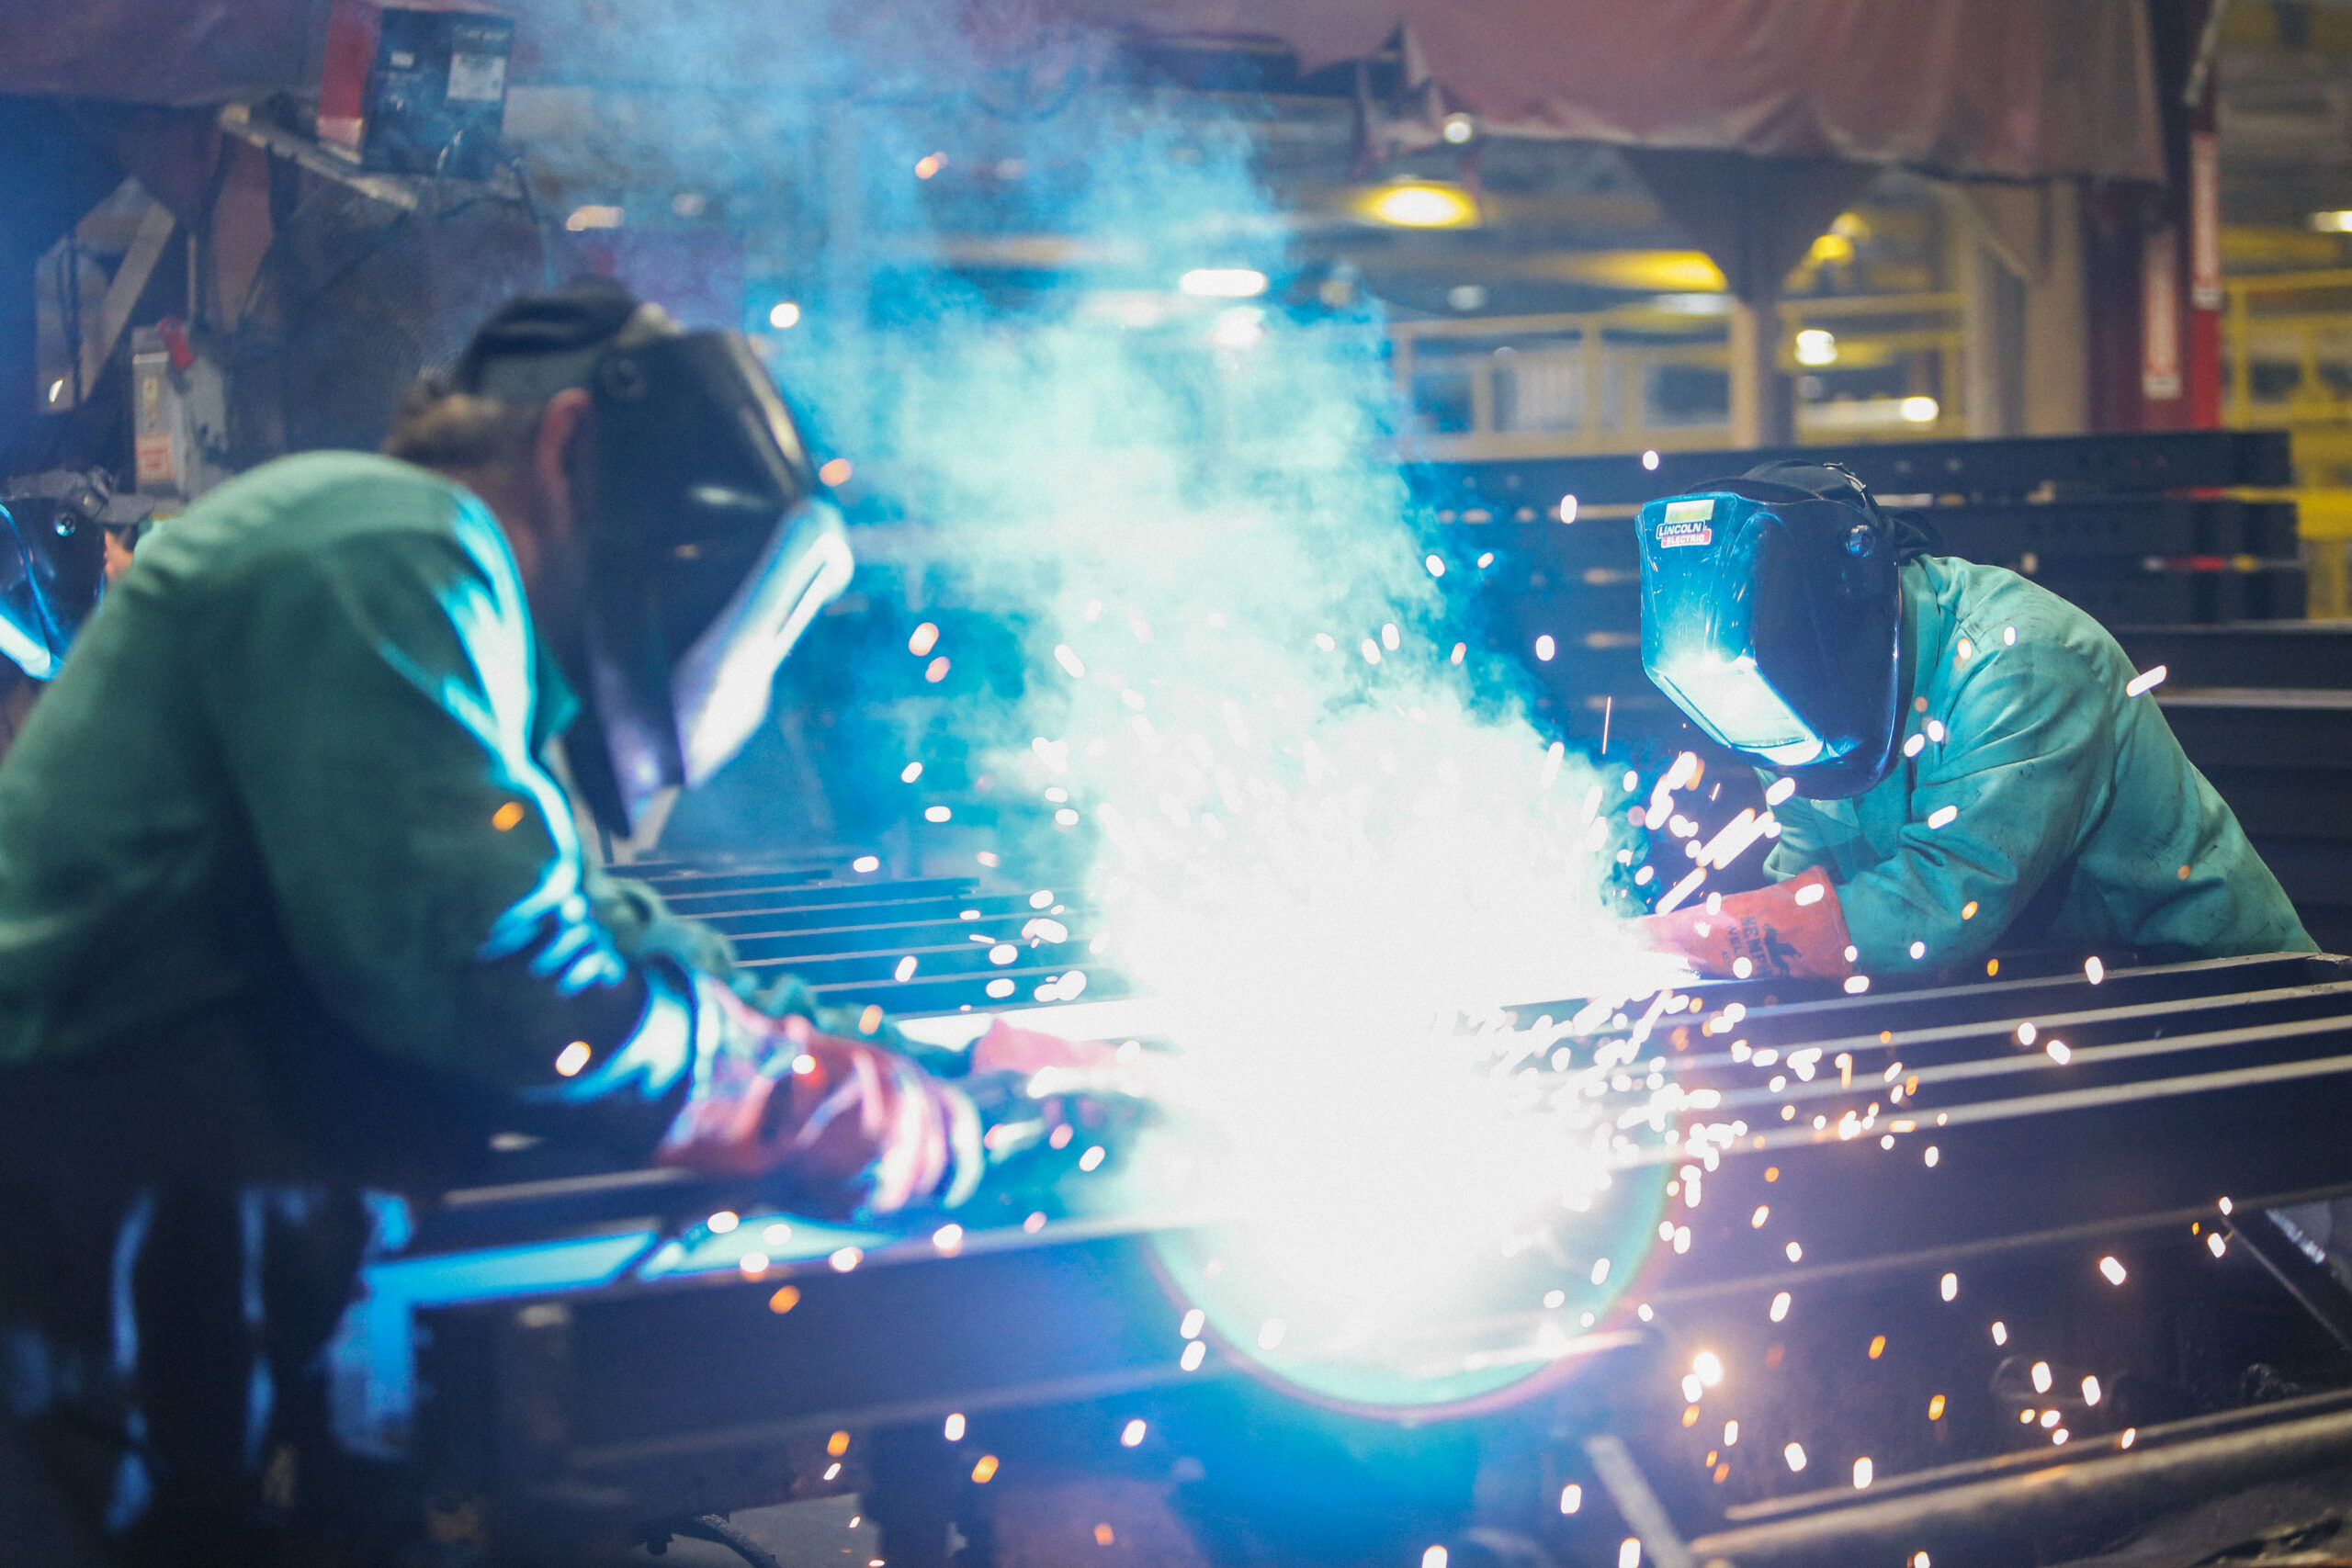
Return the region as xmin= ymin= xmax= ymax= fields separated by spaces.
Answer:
xmin=1069 ymin=0 xmax=2165 ymax=181
xmin=0 ymin=0 xmax=2162 ymax=182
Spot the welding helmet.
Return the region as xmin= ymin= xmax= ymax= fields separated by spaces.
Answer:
xmin=454 ymin=281 xmax=854 ymax=836
xmin=0 ymin=479 xmax=110 ymax=681
xmin=1636 ymin=460 xmax=1923 ymax=799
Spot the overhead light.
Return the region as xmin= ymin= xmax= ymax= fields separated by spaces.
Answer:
xmin=563 ymin=205 xmax=624 ymax=231
xmin=1179 ymin=267 xmax=1267 ymax=299
xmin=2312 ymin=210 xmax=2352 ymax=232
xmin=1794 ymin=329 xmax=1838 ymax=367
xmin=1358 ymin=180 xmax=1480 ymax=230
xmin=1900 ymin=396 xmax=1941 ymax=423
xmin=915 ymin=152 xmax=946 ymax=180
xmin=768 ymin=301 xmax=802 ymax=330
xmin=1447 ymin=284 xmax=1488 ymax=311
xmin=1573 ymin=251 xmax=1725 ymax=292
xmin=1441 ymin=113 xmax=1476 ymax=144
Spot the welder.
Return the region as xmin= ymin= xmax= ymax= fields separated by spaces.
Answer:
xmin=1631 ymin=459 xmax=2312 ymax=981
xmin=0 ymin=473 xmax=116 ymax=758
xmin=0 ymin=282 xmax=988 ymax=1567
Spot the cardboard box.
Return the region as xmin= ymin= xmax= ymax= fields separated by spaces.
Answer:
xmin=319 ymin=0 xmax=514 ymax=180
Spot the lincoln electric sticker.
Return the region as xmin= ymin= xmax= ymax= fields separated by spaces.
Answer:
xmin=1657 ymin=497 xmax=1715 ymax=547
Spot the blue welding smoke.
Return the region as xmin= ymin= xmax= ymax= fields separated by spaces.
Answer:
xmin=552 ymin=21 xmax=1690 ymax=1408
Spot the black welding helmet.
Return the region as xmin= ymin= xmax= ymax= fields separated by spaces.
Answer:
xmin=455 ymin=280 xmax=854 ymax=836
xmin=0 ymin=481 xmax=108 ymax=681
xmin=1637 ymin=460 xmax=1926 ymax=799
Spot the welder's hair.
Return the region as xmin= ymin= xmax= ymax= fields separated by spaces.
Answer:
xmin=381 ymin=374 xmax=547 ymax=468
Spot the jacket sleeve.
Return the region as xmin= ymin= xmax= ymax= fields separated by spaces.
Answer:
xmin=1831 ymin=637 xmax=2114 ymax=973
xmin=1758 ymin=778 xmax=1840 ymax=885
xmin=197 ymin=516 xmax=692 ymax=1118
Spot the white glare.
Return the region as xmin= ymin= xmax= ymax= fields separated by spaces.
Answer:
xmin=1179 ymin=267 xmax=1267 ymax=299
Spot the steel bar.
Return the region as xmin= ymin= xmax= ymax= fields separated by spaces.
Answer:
xmin=1585 ymin=1436 xmax=1700 ymax=1568
xmin=1683 ymin=1401 xmax=2352 ymax=1566
xmin=2232 ymin=1210 xmax=2352 ymax=1354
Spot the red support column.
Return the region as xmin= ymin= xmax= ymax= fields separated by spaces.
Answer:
xmin=2087 ymin=0 xmax=2222 ymax=434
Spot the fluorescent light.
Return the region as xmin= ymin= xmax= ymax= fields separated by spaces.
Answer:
xmin=1179 ymin=267 xmax=1266 ymax=299
xmin=563 ymin=205 xmax=624 ymax=231
xmin=1359 ymin=181 xmax=1479 ymax=229
xmin=768 ymin=301 xmax=801 ymax=330
xmin=1900 ymin=396 xmax=1940 ymax=423
xmin=2312 ymin=210 xmax=2352 ymax=232
xmin=1441 ymin=113 xmax=1476 ymax=144
xmin=1794 ymin=329 xmax=1838 ymax=367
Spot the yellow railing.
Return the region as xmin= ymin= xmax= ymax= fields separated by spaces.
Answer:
xmin=2221 ymin=268 xmax=2352 ymax=485
xmin=1388 ymin=293 xmax=1964 ymax=462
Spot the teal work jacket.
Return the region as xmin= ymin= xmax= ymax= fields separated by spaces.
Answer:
xmin=1763 ymin=556 xmax=2313 ymax=975
xmin=0 ymin=452 xmax=697 ymax=1120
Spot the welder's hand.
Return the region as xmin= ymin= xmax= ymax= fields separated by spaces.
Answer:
xmin=971 ymin=1017 xmax=1124 ymax=1076
xmin=655 ymin=979 xmax=982 ymax=1217
xmin=1636 ymin=867 xmax=1854 ymax=981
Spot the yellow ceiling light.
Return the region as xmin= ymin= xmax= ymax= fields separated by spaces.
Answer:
xmin=1358 ymin=180 xmax=1481 ymax=229
xmin=1804 ymin=231 xmax=1858 ymax=267
xmin=2311 ymin=210 xmax=2352 ymax=232
xmin=1570 ymin=250 xmax=1727 ymax=293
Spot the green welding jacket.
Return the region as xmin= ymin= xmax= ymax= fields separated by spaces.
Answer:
xmin=1762 ymin=555 xmax=2313 ymax=975
xmin=0 ymin=452 xmax=702 ymax=1145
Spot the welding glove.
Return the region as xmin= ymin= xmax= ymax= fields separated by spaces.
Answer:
xmin=971 ymin=1017 xmax=1124 ymax=1076
xmin=1635 ymin=867 xmax=1854 ymax=981
xmin=656 ymin=975 xmax=983 ymax=1217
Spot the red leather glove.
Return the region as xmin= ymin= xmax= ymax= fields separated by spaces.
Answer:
xmin=971 ymin=1017 xmax=1124 ymax=1076
xmin=1636 ymin=867 xmax=1854 ymax=981
xmin=656 ymin=979 xmax=980 ymax=1216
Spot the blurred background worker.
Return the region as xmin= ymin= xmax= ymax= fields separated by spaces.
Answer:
xmin=1631 ymin=460 xmax=2312 ymax=982
xmin=0 ymin=281 xmax=989 ymax=1568
xmin=0 ymin=470 xmax=136 ymax=759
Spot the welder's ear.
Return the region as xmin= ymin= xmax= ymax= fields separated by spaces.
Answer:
xmin=534 ymin=387 xmax=594 ymax=536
